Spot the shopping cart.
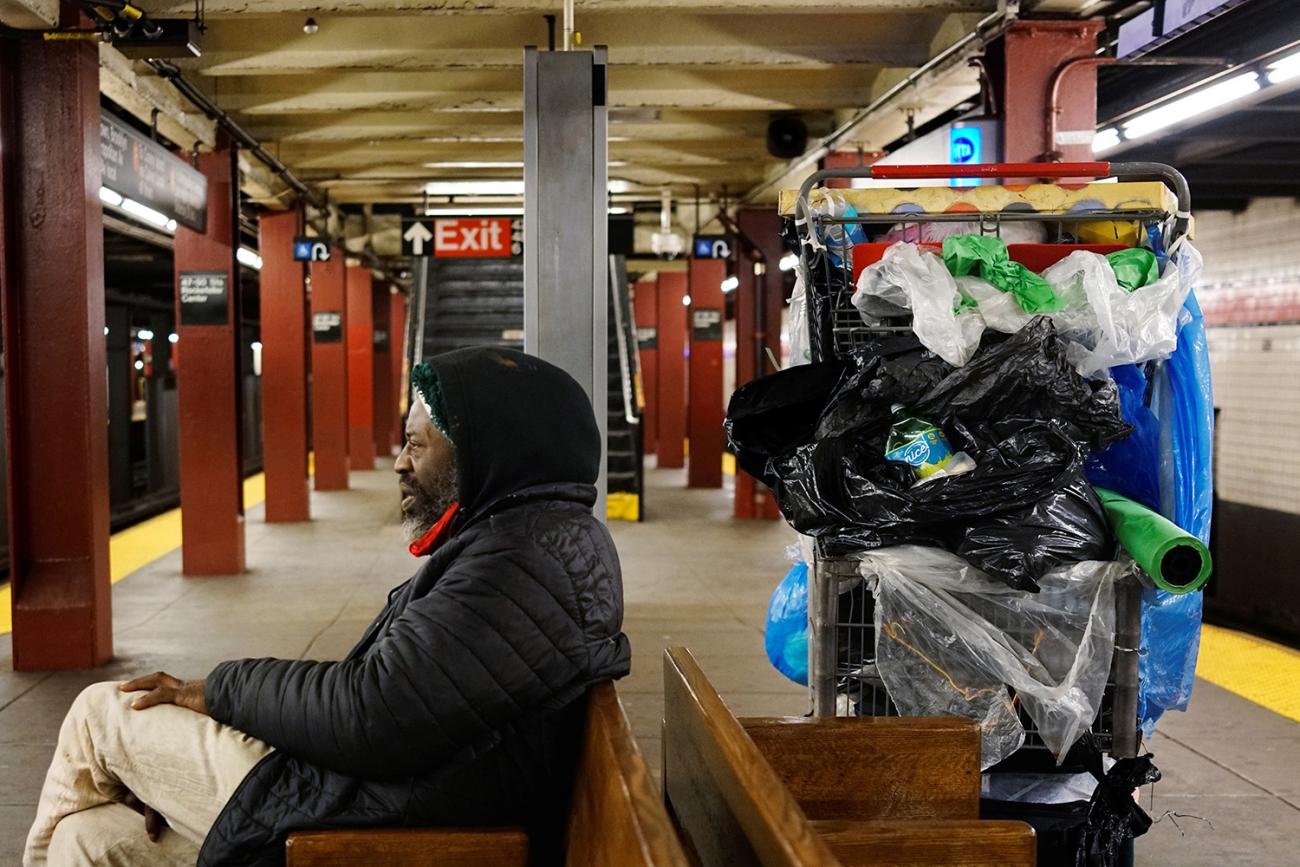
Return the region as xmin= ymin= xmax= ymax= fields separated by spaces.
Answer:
xmin=789 ymin=161 xmax=1195 ymax=761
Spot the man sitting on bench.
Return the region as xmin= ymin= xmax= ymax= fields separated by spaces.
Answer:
xmin=25 ymin=348 xmax=632 ymax=867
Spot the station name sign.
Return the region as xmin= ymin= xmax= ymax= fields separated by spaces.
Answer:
xmin=101 ymin=113 xmax=208 ymax=233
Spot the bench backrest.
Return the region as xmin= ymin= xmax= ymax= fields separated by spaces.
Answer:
xmin=740 ymin=716 xmax=980 ymax=821
xmin=663 ymin=647 xmax=841 ymax=867
xmin=566 ymin=680 xmax=691 ymax=867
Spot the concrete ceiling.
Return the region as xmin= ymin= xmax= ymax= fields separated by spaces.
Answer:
xmin=2 ymin=0 xmax=1101 ymax=213
xmin=125 ymin=0 xmax=1012 ymax=208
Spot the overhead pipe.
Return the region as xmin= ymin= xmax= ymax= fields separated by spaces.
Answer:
xmin=146 ymin=59 xmax=328 ymax=213
xmin=736 ymin=0 xmax=1021 ymax=209
xmin=1045 ymin=55 xmax=1228 ymax=160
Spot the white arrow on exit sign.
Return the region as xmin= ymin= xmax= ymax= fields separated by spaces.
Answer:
xmin=403 ymin=221 xmax=433 ymax=256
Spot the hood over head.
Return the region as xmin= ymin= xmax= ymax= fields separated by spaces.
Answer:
xmin=416 ymin=347 xmax=601 ymax=516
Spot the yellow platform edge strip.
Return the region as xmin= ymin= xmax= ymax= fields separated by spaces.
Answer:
xmin=1195 ymin=623 xmax=1300 ymax=723
xmin=0 ymin=473 xmax=267 ymax=636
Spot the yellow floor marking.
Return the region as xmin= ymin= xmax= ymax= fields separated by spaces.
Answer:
xmin=0 ymin=473 xmax=267 ymax=636
xmin=1196 ymin=623 xmax=1300 ymax=723
xmin=722 ymin=452 xmax=736 ymax=477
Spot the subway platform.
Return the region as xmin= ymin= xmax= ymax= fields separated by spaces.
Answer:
xmin=1 ymin=466 xmax=1297 ymax=866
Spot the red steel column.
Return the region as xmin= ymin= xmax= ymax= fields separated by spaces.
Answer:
xmin=733 ymin=209 xmax=786 ymax=520
xmin=389 ymin=290 xmax=407 ymax=452
xmin=654 ymin=271 xmax=687 ymax=469
xmin=346 ymin=264 xmax=375 ymax=471
xmin=258 ymin=210 xmax=310 ymax=522
xmin=633 ymin=279 xmax=658 ymax=456
xmin=311 ymin=256 xmax=350 ymax=489
xmin=687 ymin=259 xmax=725 ymax=488
xmin=173 ymin=146 xmax=245 ymax=575
xmin=0 ymin=15 xmax=113 ymax=669
xmin=372 ymin=282 xmax=394 ymax=459
xmin=993 ymin=20 xmax=1103 ymax=163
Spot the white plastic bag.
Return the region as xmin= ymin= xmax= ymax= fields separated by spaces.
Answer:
xmin=856 ymin=545 xmax=1127 ymax=769
xmin=787 ymin=266 xmax=811 ymax=366
xmin=853 ymin=244 xmax=985 ymax=367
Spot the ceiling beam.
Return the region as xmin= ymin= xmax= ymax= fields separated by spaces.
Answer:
xmin=195 ymin=42 xmax=928 ymax=75
xmin=149 ymin=1 xmax=998 ymax=16
xmin=0 ymin=0 xmax=56 ymax=28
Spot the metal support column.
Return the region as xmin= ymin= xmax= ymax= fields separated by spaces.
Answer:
xmin=633 ymin=279 xmax=658 ymax=457
xmin=654 ymin=271 xmax=687 ymax=470
xmin=372 ymin=282 xmax=395 ymax=460
xmin=311 ymin=255 xmax=350 ymax=490
xmin=0 ymin=12 xmax=113 ymax=668
xmin=173 ymin=146 xmax=245 ymax=576
xmin=259 ymin=210 xmax=310 ymax=522
xmin=687 ymin=258 xmax=725 ymax=488
xmin=733 ymin=208 xmax=785 ymax=520
xmin=389 ymin=289 xmax=407 ymax=452
xmin=991 ymin=19 xmax=1104 ymax=163
xmin=523 ymin=45 xmax=609 ymax=513
xmin=346 ymin=264 xmax=375 ymax=472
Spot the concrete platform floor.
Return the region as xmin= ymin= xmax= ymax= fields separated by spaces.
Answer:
xmin=1 ymin=466 xmax=1297 ymax=864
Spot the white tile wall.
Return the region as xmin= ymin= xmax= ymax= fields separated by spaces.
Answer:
xmin=1194 ymin=199 xmax=1300 ymax=325
xmin=1207 ymin=324 xmax=1300 ymax=516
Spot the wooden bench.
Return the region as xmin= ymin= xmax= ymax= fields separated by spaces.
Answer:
xmin=663 ymin=646 xmax=1036 ymax=867
xmin=286 ymin=681 xmax=688 ymax=866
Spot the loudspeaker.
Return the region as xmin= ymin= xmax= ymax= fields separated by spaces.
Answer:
xmin=766 ymin=116 xmax=808 ymax=159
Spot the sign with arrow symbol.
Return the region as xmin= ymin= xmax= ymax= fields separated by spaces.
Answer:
xmin=402 ymin=220 xmax=434 ymax=257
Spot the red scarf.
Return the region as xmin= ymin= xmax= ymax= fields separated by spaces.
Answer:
xmin=408 ymin=502 xmax=461 ymax=557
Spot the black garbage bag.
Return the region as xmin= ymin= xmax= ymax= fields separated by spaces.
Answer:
xmin=1077 ymin=738 xmax=1162 ymax=867
xmin=726 ymin=318 xmax=1130 ymax=591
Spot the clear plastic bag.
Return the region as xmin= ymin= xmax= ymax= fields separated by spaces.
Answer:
xmin=964 ymin=244 xmax=1203 ymax=379
xmin=857 ymin=545 xmax=1127 ymax=768
xmin=853 ymin=243 xmax=985 ymax=367
xmin=1042 ymin=245 xmax=1201 ymax=378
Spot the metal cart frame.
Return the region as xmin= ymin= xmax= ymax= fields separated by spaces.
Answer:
xmin=792 ymin=161 xmax=1194 ymax=761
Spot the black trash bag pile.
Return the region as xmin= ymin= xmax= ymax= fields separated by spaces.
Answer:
xmin=726 ymin=318 xmax=1132 ymax=591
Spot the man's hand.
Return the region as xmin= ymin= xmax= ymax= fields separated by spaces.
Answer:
xmin=122 ymin=792 xmax=170 ymax=843
xmin=120 ymin=672 xmax=209 ymax=716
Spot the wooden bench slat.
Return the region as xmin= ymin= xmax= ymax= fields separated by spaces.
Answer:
xmin=284 ymin=828 xmax=528 ymax=867
xmin=810 ymin=819 xmax=1036 ymax=867
xmin=566 ymin=682 xmax=691 ymax=867
xmin=740 ymin=716 xmax=980 ymax=822
xmin=663 ymin=647 xmax=842 ymax=867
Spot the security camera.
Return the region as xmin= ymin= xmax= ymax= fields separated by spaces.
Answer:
xmin=303 ymin=17 xmax=319 ymax=35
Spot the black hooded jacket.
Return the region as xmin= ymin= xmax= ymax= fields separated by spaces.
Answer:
xmin=197 ymin=348 xmax=632 ymax=866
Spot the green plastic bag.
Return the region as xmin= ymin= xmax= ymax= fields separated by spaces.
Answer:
xmin=1107 ymin=248 xmax=1160 ymax=291
xmin=941 ymin=235 xmax=1063 ymax=313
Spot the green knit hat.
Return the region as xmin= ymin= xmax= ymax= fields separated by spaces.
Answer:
xmin=410 ymin=362 xmax=453 ymax=443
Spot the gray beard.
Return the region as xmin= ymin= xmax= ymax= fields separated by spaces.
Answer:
xmin=401 ymin=462 xmax=461 ymax=544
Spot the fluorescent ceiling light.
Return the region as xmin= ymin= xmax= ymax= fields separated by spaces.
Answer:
xmin=607 ymin=179 xmax=632 ymax=194
xmin=424 ymin=205 xmax=524 ymax=216
xmin=1122 ymin=72 xmax=1260 ymax=140
xmin=425 ymin=180 xmax=524 ymax=196
xmin=118 ymin=197 xmax=172 ymax=231
xmin=681 ymin=294 xmax=692 ymax=307
xmin=99 ymin=187 xmax=124 ymax=207
xmin=1267 ymin=49 xmax=1300 ymax=84
xmin=424 ymin=161 xmax=524 ymax=169
xmin=778 ymin=253 xmax=799 ymax=272
xmin=1092 ymin=128 xmax=1121 ymax=155
xmin=237 ymin=247 xmax=263 ymax=271
xmin=608 ymin=206 xmax=631 ymax=215
xmin=720 ymin=276 xmax=739 ymax=293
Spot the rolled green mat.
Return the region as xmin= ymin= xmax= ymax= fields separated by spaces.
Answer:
xmin=1094 ymin=487 xmax=1212 ymax=594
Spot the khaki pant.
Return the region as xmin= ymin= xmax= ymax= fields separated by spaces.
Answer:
xmin=24 ymin=682 xmax=273 ymax=867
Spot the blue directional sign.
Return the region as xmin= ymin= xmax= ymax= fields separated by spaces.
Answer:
xmin=293 ymin=236 xmax=331 ymax=262
xmin=692 ymin=235 xmax=732 ymax=259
